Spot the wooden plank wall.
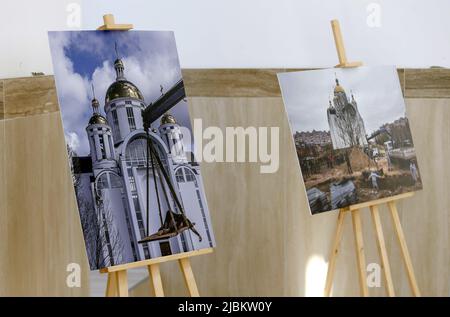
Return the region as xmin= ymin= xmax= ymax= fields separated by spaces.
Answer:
xmin=0 ymin=76 xmax=89 ymax=296
xmin=1 ymin=69 xmax=449 ymax=296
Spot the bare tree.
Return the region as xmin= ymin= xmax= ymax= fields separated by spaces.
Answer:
xmin=332 ymin=106 xmax=367 ymax=175
xmin=67 ymin=143 xmax=78 ymax=185
xmin=70 ymin=156 xmax=125 ymax=269
xmin=334 ymin=106 xmax=364 ymax=149
xmin=77 ymin=189 xmax=125 ymax=269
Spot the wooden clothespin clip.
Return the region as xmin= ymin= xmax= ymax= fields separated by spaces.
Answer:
xmin=97 ymin=14 xmax=133 ymax=31
xmin=331 ymin=19 xmax=362 ymax=68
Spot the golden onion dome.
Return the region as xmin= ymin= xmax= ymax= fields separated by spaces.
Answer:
xmin=334 ymin=78 xmax=345 ymax=93
xmin=334 ymin=85 xmax=345 ymax=93
xmin=105 ymin=80 xmax=144 ymax=104
xmin=89 ymin=113 xmax=108 ymax=125
xmin=161 ymin=113 xmax=177 ymax=125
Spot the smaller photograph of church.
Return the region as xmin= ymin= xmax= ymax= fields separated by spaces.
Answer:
xmin=48 ymin=31 xmax=215 ymax=270
xmin=278 ymin=66 xmax=423 ymax=215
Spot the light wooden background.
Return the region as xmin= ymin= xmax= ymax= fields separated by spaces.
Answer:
xmin=0 ymin=69 xmax=449 ymax=296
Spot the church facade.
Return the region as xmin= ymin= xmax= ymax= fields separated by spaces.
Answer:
xmin=327 ymin=77 xmax=368 ymax=150
xmin=74 ymin=54 xmax=214 ymax=269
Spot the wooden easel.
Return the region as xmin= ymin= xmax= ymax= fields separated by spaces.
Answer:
xmin=101 ymin=248 xmax=213 ymax=297
xmin=324 ymin=20 xmax=420 ymax=297
xmin=97 ymin=14 xmax=213 ymax=297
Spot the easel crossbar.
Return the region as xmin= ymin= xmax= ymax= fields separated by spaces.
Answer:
xmin=347 ymin=192 xmax=414 ymax=211
xmin=100 ymin=248 xmax=213 ymax=273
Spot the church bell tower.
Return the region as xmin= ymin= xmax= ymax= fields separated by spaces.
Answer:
xmin=86 ymin=85 xmax=117 ymax=172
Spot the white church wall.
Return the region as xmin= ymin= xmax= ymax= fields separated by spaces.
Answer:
xmin=136 ymin=171 xmax=167 ymax=233
xmin=118 ymin=161 xmax=145 ymax=260
xmin=192 ymin=167 xmax=216 ymax=247
xmin=178 ymin=181 xmax=211 ymax=250
xmin=116 ymin=105 xmax=130 ymax=142
xmin=130 ymin=102 xmax=144 ymax=130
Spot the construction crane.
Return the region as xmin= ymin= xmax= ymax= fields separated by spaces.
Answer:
xmin=141 ymin=79 xmax=185 ymax=131
xmin=138 ymin=79 xmax=202 ymax=244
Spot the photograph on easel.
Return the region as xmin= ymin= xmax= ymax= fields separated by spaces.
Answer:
xmin=48 ymin=31 xmax=215 ymax=270
xmin=278 ymin=66 xmax=422 ymax=215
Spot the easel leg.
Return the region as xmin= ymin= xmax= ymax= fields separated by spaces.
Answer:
xmin=148 ymin=264 xmax=165 ymax=297
xmin=370 ymin=205 xmax=395 ymax=296
xmin=105 ymin=272 xmax=118 ymax=297
xmin=116 ymin=270 xmax=129 ymax=297
xmin=324 ymin=209 xmax=347 ymax=297
xmin=179 ymin=258 xmax=200 ymax=297
xmin=387 ymin=202 xmax=421 ymax=296
xmin=351 ymin=209 xmax=369 ymax=297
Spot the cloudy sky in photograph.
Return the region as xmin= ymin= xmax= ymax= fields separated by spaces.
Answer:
xmin=278 ymin=66 xmax=407 ymax=136
xmin=48 ymin=30 xmax=190 ymax=156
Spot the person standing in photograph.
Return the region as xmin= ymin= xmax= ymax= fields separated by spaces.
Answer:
xmin=368 ymin=170 xmax=382 ymax=191
xmin=410 ymin=161 xmax=419 ymax=183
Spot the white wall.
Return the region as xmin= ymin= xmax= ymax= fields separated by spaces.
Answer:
xmin=1 ymin=0 xmax=450 ymax=78
xmin=0 ymin=0 xmax=81 ymax=78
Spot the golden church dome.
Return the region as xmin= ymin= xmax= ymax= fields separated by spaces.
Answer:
xmin=161 ymin=113 xmax=177 ymax=125
xmin=89 ymin=113 xmax=108 ymax=125
xmin=105 ymin=80 xmax=144 ymax=104
xmin=334 ymin=84 xmax=345 ymax=93
xmin=334 ymin=78 xmax=345 ymax=93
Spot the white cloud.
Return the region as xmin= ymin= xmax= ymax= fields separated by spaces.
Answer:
xmin=48 ymin=31 xmax=91 ymax=155
xmin=278 ymin=66 xmax=407 ymax=135
xmin=91 ymin=60 xmax=115 ymax=106
xmin=49 ymin=31 xmax=188 ymax=156
xmin=66 ymin=131 xmax=80 ymax=152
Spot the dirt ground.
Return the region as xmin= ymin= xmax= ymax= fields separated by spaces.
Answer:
xmin=305 ymin=153 xmax=422 ymax=206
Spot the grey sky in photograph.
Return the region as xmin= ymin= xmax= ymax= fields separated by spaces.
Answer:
xmin=278 ymin=66 xmax=407 ymax=136
xmin=48 ymin=31 xmax=191 ymax=157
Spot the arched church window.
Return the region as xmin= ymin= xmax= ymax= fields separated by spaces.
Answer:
xmin=111 ymin=109 xmax=120 ymax=140
xmin=125 ymin=137 xmax=147 ymax=167
xmin=98 ymin=135 xmax=106 ymax=160
xmin=124 ymin=135 xmax=168 ymax=169
xmin=95 ymin=171 xmax=123 ymax=199
xmin=175 ymin=167 xmax=197 ymax=185
xmin=175 ymin=169 xmax=185 ymax=183
xmin=108 ymin=134 xmax=115 ymax=158
xmin=126 ymin=107 xmax=136 ymax=131
xmin=184 ymin=168 xmax=196 ymax=182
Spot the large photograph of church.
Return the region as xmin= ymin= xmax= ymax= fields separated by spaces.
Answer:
xmin=278 ymin=66 xmax=423 ymax=215
xmin=48 ymin=31 xmax=215 ymax=270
